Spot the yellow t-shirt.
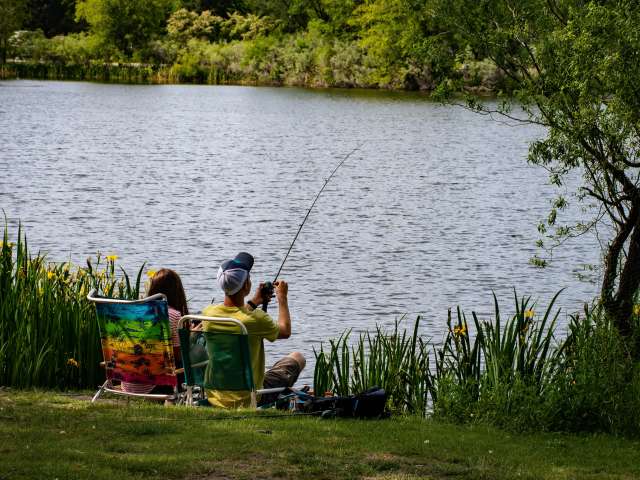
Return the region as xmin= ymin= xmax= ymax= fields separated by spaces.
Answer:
xmin=201 ymin=304 xmax=279 ymax=408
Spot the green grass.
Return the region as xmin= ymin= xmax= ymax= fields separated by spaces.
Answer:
xmin=1 ymin=390 xmax=640 ymax=480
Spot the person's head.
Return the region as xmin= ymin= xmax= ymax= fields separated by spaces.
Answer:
xmin=217 ymin=252 xmax=254 ymax=303
xmin=148 ymin=268 xmax=189 ymax=315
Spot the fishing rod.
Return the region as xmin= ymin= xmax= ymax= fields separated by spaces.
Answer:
xmin=261 ymin=143 xmax=363 ymax=311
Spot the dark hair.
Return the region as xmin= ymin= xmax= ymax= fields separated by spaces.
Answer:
xmin=148 ymin=268 xmax=189 ymax=315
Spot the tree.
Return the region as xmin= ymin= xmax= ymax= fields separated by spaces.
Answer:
xmin=76 ymin=0 xmax=176 ymax=57
xmin=24 ymin=0 xmax=81 ymax=37
xmin=352 ymin=0 xmax=454 ymax=89
xmin=434 ymin=0 xmax=640 ymax=340
xmin=176 ymin=0 xmax=248 ymax=17
xmin=167 ymin=8 xmax=223 ymax=43
xmin=0 ymin=0 xmax=26 ymax=64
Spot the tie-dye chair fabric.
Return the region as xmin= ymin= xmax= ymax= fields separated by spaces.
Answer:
xmin=87 ymin=290 xmax=182 ymax=403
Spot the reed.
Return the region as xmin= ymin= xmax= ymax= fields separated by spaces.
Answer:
xmin=427 ymin=291 xmax=563 ymax=427
xmin=0 ymin=221 xmax=144 ymax=389
xmin=314 ymin=292 xmax=564 ymax=420
xmin=313 ymin=316 xmax=431 ymax=415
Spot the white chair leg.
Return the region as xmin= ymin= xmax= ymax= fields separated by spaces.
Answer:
xmin=91 ymin=380 xmax=108 ymax=403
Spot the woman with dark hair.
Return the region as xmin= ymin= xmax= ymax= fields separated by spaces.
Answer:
xmin=121 ymin=268 xmax=189 ymax=395
xmin=147 ymin=268 xmax=189 ymax=356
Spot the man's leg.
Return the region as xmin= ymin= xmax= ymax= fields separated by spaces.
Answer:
xmin=258 ymin=352 xmax=305 ymax=406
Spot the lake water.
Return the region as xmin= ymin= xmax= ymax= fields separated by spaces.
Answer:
xmin=0 ymin=80 xmax=601 ymax=382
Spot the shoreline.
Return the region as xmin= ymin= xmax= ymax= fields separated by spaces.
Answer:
xmin=0 ymin=61 xmax=499 ymax=95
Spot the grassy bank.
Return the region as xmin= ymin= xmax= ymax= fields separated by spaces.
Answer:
xmin=1 ymin=389 xmax=640 ymax=480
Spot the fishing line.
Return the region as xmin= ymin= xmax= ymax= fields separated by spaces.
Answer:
xmin=261 ymin=142 xmax=364 ymax=309
xmin=272 ymin=143 xmax=363 ymax=282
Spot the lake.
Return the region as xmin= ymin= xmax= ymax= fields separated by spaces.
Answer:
xmin=0 ymin=80 xmax=601 ymax=382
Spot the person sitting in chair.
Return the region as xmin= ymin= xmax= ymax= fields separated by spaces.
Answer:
xmin=202 ymin=252 xmax=305 ymax=408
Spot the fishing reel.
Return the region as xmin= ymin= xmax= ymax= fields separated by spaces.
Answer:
xmin=260 ymin=281 xmax=274 ymax=311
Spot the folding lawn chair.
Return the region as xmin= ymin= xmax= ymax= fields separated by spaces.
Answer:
xmin=87 ymin=289 xmax=182 ymax=403
xmin=178 ymin=315 xmax=285 ymax=408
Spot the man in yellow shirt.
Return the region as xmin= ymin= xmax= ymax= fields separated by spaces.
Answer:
xmin=202 ymin=252 xmax=305 ymax=408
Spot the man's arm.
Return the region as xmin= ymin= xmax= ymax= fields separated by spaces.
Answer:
xmin=248 ymin=280 xmax=291 ymax=339
xmin=274 ymin=280 xmax=291 ymax=339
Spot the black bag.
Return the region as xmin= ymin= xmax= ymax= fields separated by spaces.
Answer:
xmin=351 ymin=386 xmax=388 ymax=418
xmin=293 ymin=386 xmax=388 ymax=419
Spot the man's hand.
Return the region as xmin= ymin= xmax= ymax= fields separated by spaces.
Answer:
xmin=274 ymin=280 xmax=288 ymax=304
xmin=251 ymin=282 xmax=273 ymax=307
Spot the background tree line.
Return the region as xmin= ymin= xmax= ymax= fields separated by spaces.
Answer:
xmin=1 ymin=0 xmax=497 ymax=91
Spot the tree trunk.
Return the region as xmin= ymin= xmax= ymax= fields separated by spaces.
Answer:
xmin=602 ymin=200 xmax=640 ymax=340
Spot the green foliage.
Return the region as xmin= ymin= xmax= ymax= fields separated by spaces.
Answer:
xmin=548 ymin=308 xmax=640 ymax=434
xmin=430 ymin=292 xmax=560 ymax=426
xmin=0 ymin=0 xmax=27 ymax=63
xmin=0 ymin=220 xmax=146 ymax=390
xmin=314 ymin=316 xmax=431 ymax=415
xmin=25 ymin=0 xmax=80 ymax=37
xmin=351 ymin=0 xmax=454 ymax=89
xmin=76 ymin=0 xmax=176 ymax=58
xmin=4 ymin=0 xmax=500 ymax=91
xmin=167 ymin=8 xmax=223 ymax=44
xmin=431 ymin=294 xmax=640 ymax=435
xmin=316 ymin=291 xmax=640 ymax=435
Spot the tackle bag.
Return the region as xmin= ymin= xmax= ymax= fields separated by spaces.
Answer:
xmin=280 ymin=386 xmax=388 ymax=419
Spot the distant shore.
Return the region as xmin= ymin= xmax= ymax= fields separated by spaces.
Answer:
xmin=0 ymin=60 xmax=500 ymax=94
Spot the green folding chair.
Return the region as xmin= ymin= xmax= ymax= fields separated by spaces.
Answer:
xmin=178 ymin=315 xmax=285 ymax=408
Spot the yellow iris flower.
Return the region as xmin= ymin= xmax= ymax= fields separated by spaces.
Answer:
xmin=524 ymin=309 xmax=535 ymax=319
xmin=453 ymin=324 xmax=467 ymax=336
xmin=47 ymin=271 xmax=55 ymax=280
xmin=146 ymin=270 xmax=157 ymax=279
xmin=106 ymin=255 xmax=118 ymax=262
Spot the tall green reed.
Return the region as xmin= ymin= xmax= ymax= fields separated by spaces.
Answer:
xmin=429 ymin=291 xmax=563 ymax=426
xmin=314 ymin=316 xmax=431 ymax=414
xmin=0 ymin=221 xmax=145 ymax=389
xmin=315 ymin=291 xmax=565 ymax=420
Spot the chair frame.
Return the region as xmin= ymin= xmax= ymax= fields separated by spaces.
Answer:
xmin=88 ymin=289 xmax=183 ymax=403
xmin=179 ymin=315 xmax=285 ymax=408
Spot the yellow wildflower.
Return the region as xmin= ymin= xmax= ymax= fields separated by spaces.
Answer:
xmin=634 ymin=305 xmax=640 ymax=316
xmin=146 ymin=270 xmax=157 ymax=279
xmin=47 ymin=271 xmax=55 ymax=280
xmin=453 ymin=324 xmax=467 ymax=336
xmin=524 ymin=309 xmax=535 ymax=319
xmin=106 ymin=255 xmax=118 ymax=262
xmin=67 ymin=358 xmax=79 ymax=368
xmin=0 ymin=241 xmax=15 ymax=249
